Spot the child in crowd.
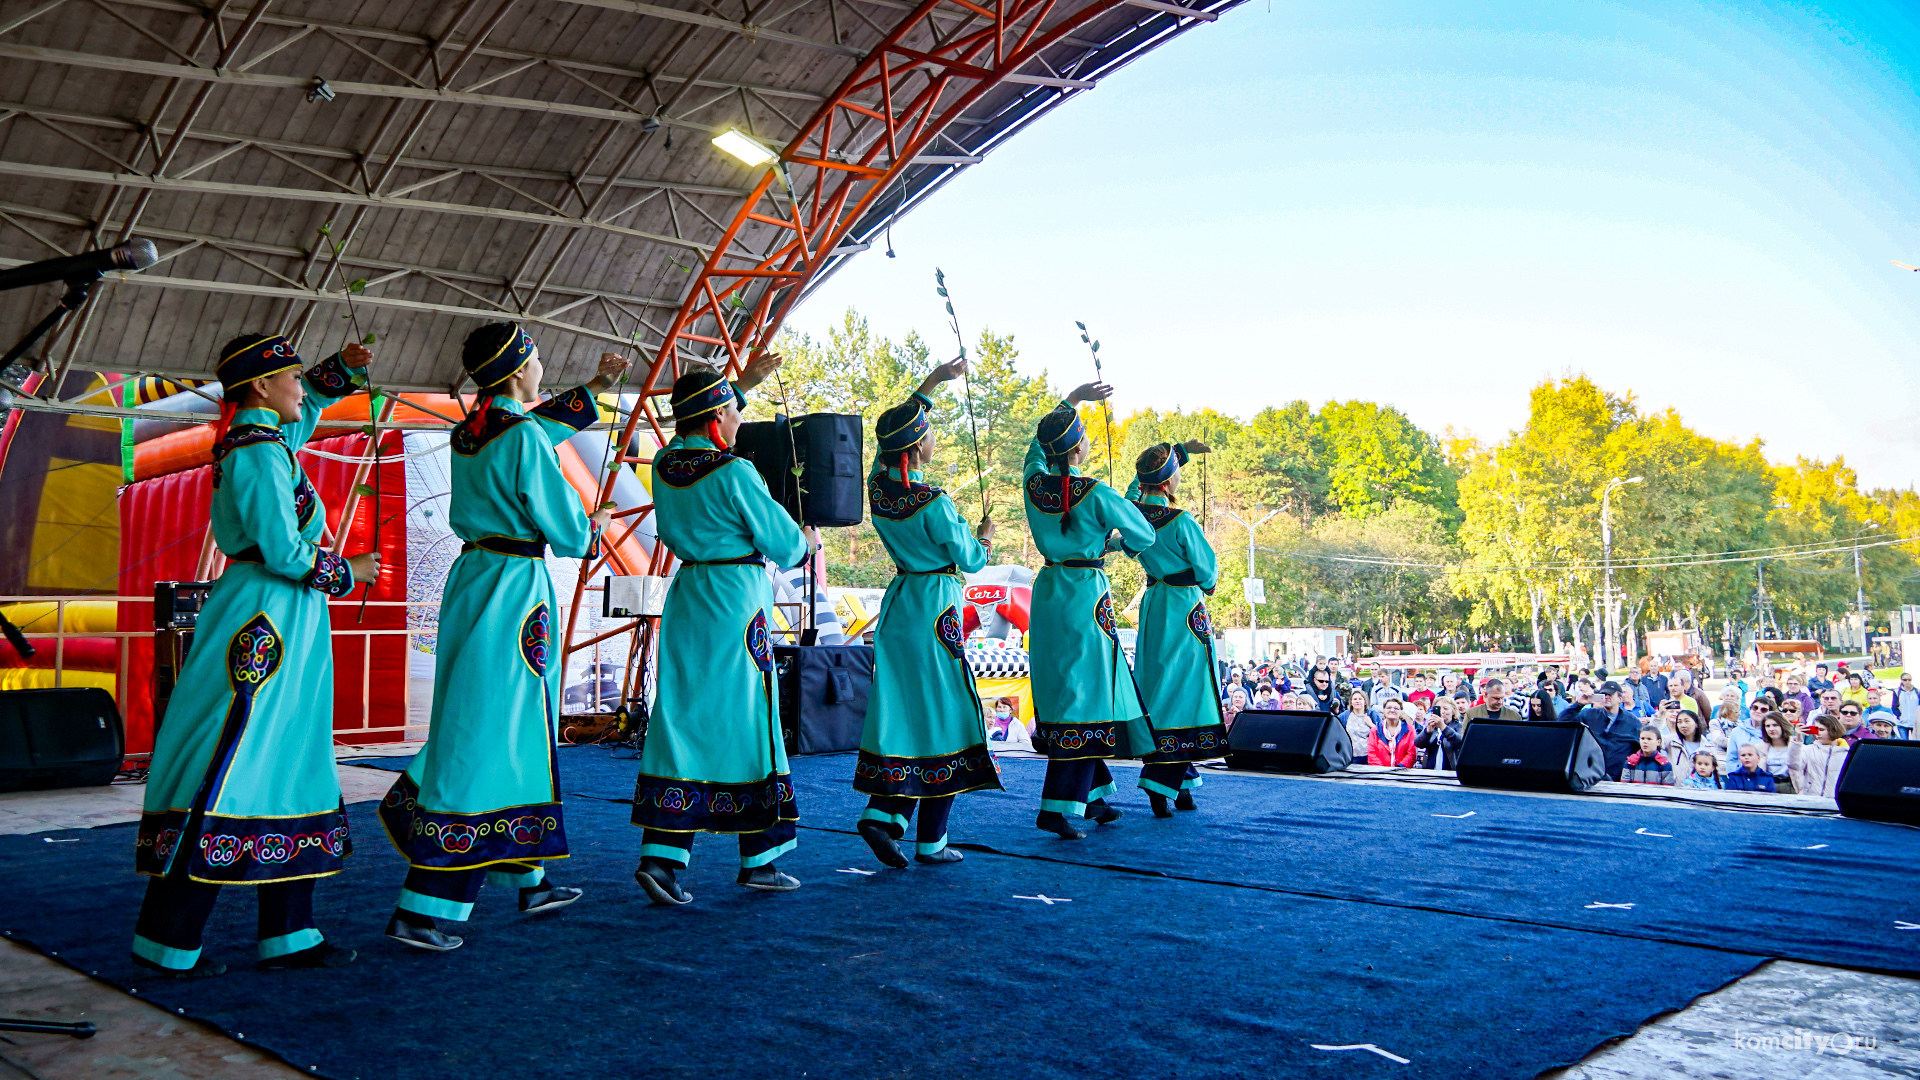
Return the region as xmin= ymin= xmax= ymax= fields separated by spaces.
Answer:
xmin=1792 ymin=713 xmax=1851 ymax=798
xmin=1724 ymin=743 xmax=1778 ymax=793
xmin=1662 ymin=706 xmax=1707 ymax=785
xmin=1759 ymin=713 xmax=1799 ymax=794
xmin=1620 ymin=727 xmax=1673 ymax=784
xmin=1680 ymin=750 xmax=1724 ymax=790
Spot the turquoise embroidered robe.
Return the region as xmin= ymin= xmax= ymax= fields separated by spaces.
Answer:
xmin=854 ymin=445 xmax=1002 ymax=800
xmin=1124 ymin=478 xmax=1228 ymax=761
xmin=136 ymin=354 xmax=366 ymax=884
xmin=1021 ymin=407 xmax=1158 ymax=760
xmin=630 ymin=434 xmax=810 ymax=837
xmin=379 ymin=388 xmax=601 ymax=870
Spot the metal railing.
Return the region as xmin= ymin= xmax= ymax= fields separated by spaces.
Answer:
xmin=0 ymin=594 xmax=441 ymax=753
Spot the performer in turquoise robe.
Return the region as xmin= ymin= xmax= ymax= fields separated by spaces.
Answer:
xmin=379 ymin=323 xmax=623 ymax=952
xmin=1124 ymin=441 xmax=1226 ymax=816
xmin=852 ymin=360 xmax=1002 ymax=868
xmin=631 ymin=361 xmax=811 ymax=904
xmin=1023 ymin=388 xmax=1157 ymax=839
xmin=133 ymin=335 xmax=379 ymax=976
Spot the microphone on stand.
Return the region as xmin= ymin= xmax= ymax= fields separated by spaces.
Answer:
xmin=0 ymin=238 xmax=158 ymax=293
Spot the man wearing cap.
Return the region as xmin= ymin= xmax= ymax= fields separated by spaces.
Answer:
xmin=1570 ymin=680 xmax=1640 ymax=779
xmin=379 ymin=323 xmax=627 ymax=952
xmin=631 ymin=355 xmax=810 ymax=903
xmin=852 ymin=359 xmax=1002 ymax=869
xmin=1023 ymin=385 xmax=1157 ymax=839
xmin=1123 ymin=438 xmax=1222 ymax=817
xmin=133 ymin=336 xmax=380 ymax=978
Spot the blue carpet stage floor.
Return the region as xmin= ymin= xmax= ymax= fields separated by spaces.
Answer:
xmin=4 ymin=748 xmax=1916 ymax=1079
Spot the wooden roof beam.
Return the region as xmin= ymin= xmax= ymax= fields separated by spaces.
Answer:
xmin=0 ymin=158 xmax=717 ymax=253
xmin=0 ymin=100 xmax=753 ymax=199
xmin=0 ymin=256 xmax=659 ymax=354
xmin=0 ymin=42 xmax=760 ymax=138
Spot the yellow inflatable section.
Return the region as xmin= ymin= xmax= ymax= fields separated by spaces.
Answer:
xmin=0 ymin=600 xmax=119 ymax=634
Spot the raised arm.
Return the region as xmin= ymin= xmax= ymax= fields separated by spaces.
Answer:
xmin=226 ymin=442 xmax=355 ymax=597
xmin=283 ymin=343 xmax=370 ymax=447
xmin=530 ymin=353 xmax=631 ymax=445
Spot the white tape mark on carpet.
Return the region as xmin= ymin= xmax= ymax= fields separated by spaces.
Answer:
xmin=1311 ymin=1043 xmax=1411 ymax=1064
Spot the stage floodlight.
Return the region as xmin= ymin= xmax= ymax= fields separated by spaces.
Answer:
xmin=712 ymin=129 xmax=778 ymax=168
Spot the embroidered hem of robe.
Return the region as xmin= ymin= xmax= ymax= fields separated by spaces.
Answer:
xmin=629 ymin=772 xmax=799 ymax=834
xmin=852 ymin=744 xmax=1000 ymax=799
xmin=136 ymin=807 xmax=351 ymax=884
xmin=377 ymin=772 xmax=568 ymax=870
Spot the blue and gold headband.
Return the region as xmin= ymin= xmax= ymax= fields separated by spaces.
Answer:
xmin=1137 ymin=442 xmax=1189 ymax=486
xmin=216 ymin=334 xmax=301 ymax=389
xmin=1037 ymin=404 xmax=1084 ymax=458
xmin=877 ymin=399 xmax=930 ymax=454
xmin=462 ymin=322 xmax=535 ymax=390
xmin=670 ymin=369 xmax=742 ymax=422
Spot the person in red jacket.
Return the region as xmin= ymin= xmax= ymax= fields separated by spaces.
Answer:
xmin=1367 ymin=698 xmax=1420 ymax=767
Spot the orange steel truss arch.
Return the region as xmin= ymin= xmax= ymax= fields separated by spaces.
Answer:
xmin=559 ymin=0 xmax=1208 ymax=714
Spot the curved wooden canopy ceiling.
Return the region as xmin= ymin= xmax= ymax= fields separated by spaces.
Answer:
xmin=0 ymin=0 xmax=1237 ymax=396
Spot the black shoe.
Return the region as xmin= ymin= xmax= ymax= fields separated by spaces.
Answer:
xmin=1086 ymin=799 xmax=1123 ymax=825
xmin=1175 ymin=790 xmax=1197 ymax=811
xmin=259 ymin=941 xmax=356 ymax=970
xmin=736 ymin=865 xmax=802 ymax=891
xmin=385 ymin=911 xmax=463 ymax=952
xmin=1148 ymin=793 xmax=1174 ymax=818
xmin=634 ymin=859 xmax=693 ymax=906
xmin=1035 ymin=811 xmax=1086 ymax=840
xmin=518 ymin=884 xmax=583 ymax=915
xmin=131 ymin=955 xmax=225 ymax=979
xmin=857 ymin=819 xmax=909 ymax=869
xmin=914 ymin=847 xmax=964 ymax=865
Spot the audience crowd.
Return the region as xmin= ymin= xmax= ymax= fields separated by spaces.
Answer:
xmin=1215 ymin=653 xmax=1906 ymax=798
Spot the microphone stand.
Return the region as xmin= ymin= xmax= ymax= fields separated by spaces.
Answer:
xmin=0 ymin=274 xmax=100 ymax=372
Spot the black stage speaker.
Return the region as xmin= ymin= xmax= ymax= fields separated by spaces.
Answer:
xmin=773 ymin=644 xmax=873 ymax=755
xmin=734 ymin=413 xmax=864 ymax=527
xmin=1224 ymin=709 xmax=1352 ymax=773
xmin=0 ymin=688 xmax=124 ymax=791
xmin=1456 ymin=720 xmax=1606 ymax=793
xmin=1834 ymin=738 xmax=1920 ymax=824
xmin=152 ymin=580 xmax=215 ymax=736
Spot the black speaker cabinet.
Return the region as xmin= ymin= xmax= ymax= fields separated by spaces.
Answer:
xmin=1834 ymin=738 xmax=1920 ymax=824
xmin=0 ymin=688 xmax=124 ymax=791
xmin=734 ymin=413 xmax=864 ymax=528
xmin=152 ymin=580 xmax=215 ymax=737
xmin=1224 ymin=709 xmax=1352 ymax=773
xmin=1456 ymin=719 xmax=1607 ymax=793
xmin=774 ymin=644 xmax=874 ymax=755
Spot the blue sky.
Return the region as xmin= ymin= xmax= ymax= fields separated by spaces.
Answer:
xmin=792 ymin=0 xmax=1920 ymax=490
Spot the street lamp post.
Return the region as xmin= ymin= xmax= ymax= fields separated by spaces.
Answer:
xmin=1854 ymin=520 xmax=1880 ymax=652
xmin=1221 ymin=508 xmax=1281 ymax=657
xmin=1600 ymin=476 xmax=1643 ymax=671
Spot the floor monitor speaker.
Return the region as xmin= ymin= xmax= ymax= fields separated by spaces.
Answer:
xmin=1455 ymin=720 xmax=1606 ymax=793
xmin=1224 ymin=709 xmax=1352 ymax=773
xmin=1834 ymin=738 xmax=1920 ymax=825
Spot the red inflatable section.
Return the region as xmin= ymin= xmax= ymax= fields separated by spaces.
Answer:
xmin=117 ymin=431 xmax=409 ymax=756
xmin=960 ymin=584 xmax=1030 ymax=636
